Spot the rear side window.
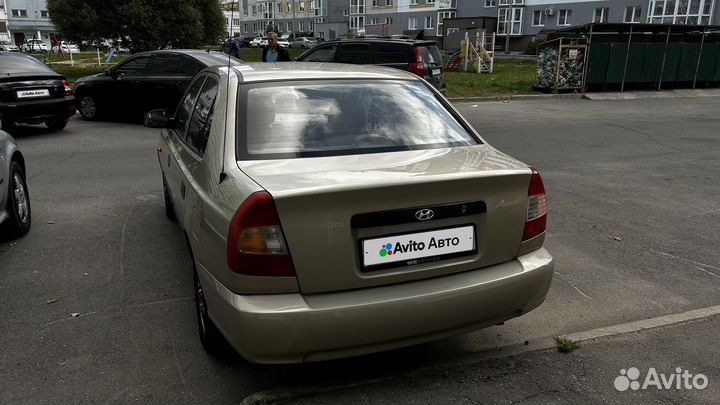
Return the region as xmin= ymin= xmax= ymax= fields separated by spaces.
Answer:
xmin=177 ymin=56 xmax=204 ymax=76
xmin=336 ymin=44 xmax=372 ymax=64
xmin=0 ymin=55 xmax=53 ymax=74
xmin=186 ymin=77 xmax=219 ymax=154
xmin=239 ymin=80 xmax=478 ymax=159
xmin=371 ymin=43 xmax=411 ymax=64
xmin=148 ymin=54 xmax=180 ymax=75
xmin=299 ymin=44 xmax=337 ymax=62
xmin=174 ymin=77 xmax=206 ymax=140
xmin=115 ymin=56 xmax=150 ymax=76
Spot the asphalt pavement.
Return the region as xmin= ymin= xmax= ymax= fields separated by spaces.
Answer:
xmin=1 ymin=96 xmax=719 ymax=404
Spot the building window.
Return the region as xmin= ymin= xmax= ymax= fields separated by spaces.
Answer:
xmin=485 ymin=0 xmax=496 ymax=6
xmin=11 ymin=9 xmax=28 ymax=18
xmin=350 ymin=0 xmax=365 ymax=14
xmin=41 ymin=10 xmax=49 ymax=18
xmin=387 ymin=0 xmax=394 ymax=5
xmin=310 ymin=20 xmax=314 ymax=30
xmin=425 ymin=16 xmax=434 ymax=29
xmin=427 ymin=0 xmax=436 ymax=4
xmin=498 ymin=0 xmax=509 ymax=5
xmin=299 ymin=20 xmax=305 ymax=30
xmin=370 ymin=17 xmax=379 ymax=24
xmin=253 ymin=23 xmax=258 ymax=32
xmin=349 ymin=15 xmax=365 ymax=29
xmin=557 ymin=9 xmax=571 ymax=25
xmin=233 ymin=18 xmax=240 ymax=26
xmin=532 ymin=10 xmax=544 ymax=26
xmin=410 ymin=0 xmax=417 ymax=4
xmin=511 ymin=0 xmax=524 ymax=4
xmin=648 ymin=0 xmax=711 ymax=24
xmin=593 ymin=7 xmax=609 ymax=23
xmin=624 ymin=6 xmax=641 ymax=22
xmin=300 ymin=1 xmax=306 ymax=11
xmin=244 ymin=23 xmax=248 ymax=32
xmin=499 ymin=8 xmax=523 ymax=34
xmin=385 ymin=17 xmax=393 ymax=24
xmin=408 ymin=16 xmax=417 ymax=29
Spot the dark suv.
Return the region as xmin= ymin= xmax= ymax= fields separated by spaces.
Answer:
xmin=296 ymin=38 xmax=447 ymax=95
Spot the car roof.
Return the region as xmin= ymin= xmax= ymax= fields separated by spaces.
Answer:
xmin=130 ymin=49 xmax=241 ymax=66
xmin=321 ymin=38 xmax=438 ymax=46
xmin=225 ymin=62 xmax=419 ymax=83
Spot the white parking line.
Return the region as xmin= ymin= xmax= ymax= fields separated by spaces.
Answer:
xmin=239 ymin=304 xmax=720 ymax=405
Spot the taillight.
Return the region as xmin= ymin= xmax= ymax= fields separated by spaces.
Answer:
xmin=522 ymin=168 xmax=547 ymax=241
xmin=227 ymin=191 xmax=296 ymax=277
xmin=408 ymin=47 xmax=425 ymax=77
xmin=63 ymin=80 xmax=73 ymax=96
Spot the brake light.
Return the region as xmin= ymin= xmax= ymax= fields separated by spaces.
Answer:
xmin=522 ymin=168 xmax=547 ymax=241
xmin=227 ymin=191 xmax=296 ymax=277
xmin=408 ymin=47 xmax=425 ymax=77
xmin=63 ymin=80 xmax=73 ymax=96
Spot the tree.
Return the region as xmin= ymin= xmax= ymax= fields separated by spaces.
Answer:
xmin=47 ymin=0 xmax=225 ymax=52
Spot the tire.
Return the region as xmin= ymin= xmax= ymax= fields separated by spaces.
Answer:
xmin=44 ymin=117 xmax=68 ymax=130
xmin=162 ymin=176 xmax=176 ymax=222
xmin=78 ymin=93 xmax=99 ymax=120
xmin=1 ymin=161 xmax=31 ymax=238
xmin=194 ymin=267 xmax=226 ymax=355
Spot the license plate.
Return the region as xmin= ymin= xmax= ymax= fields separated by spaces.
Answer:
xmin=432 ymin=67 xmax=442 ymax=76
xmin=362 ymin=225 xmax=476 ymax=269
xmin=17 ymin=89 xmax=50 ymax=99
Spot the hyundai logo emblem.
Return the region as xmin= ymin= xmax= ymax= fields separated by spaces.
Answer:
xmin=415 ymin=209 xmax=434 ymax=221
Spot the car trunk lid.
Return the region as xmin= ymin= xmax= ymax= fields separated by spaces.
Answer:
xmin=238 ymin=145 xmax=533 ymax=294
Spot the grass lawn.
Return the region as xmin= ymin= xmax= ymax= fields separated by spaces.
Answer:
xmin=46 ymin=48 xmax=539 ymax=98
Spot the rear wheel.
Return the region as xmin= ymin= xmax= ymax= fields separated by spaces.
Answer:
xmin=1 ymin=161 xmax=31 ymax=238
xmin=44 ymin=117 xmax=68 ymax=130
xmin=194 ymin=268 xmax=226 ymax=355
xmin=79 ymin=94 xmax=99 ymax=120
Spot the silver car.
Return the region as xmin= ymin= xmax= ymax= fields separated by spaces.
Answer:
xmin=0 ymin=123 xmax=31 ymax=238
xmin=145 ymin=63 xmax=553 ymax=364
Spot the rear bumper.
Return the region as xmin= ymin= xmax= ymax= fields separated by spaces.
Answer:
xmin=199 ymin=248 xmax=553 ymax=364
xmin=0 ymin=96 xmax=76 ymax=123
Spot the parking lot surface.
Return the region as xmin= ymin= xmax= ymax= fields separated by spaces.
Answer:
xmin=1 ymin=97 xmax=719 ymax=404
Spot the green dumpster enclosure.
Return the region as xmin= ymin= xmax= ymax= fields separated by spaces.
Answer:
xmin=536 ymin=23 xmax=720 ymax=92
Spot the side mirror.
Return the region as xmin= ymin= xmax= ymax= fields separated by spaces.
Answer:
xmin=144 ymin=109 xmax=171 ymax=128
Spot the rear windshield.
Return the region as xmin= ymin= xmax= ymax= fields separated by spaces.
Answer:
xmin=237 ymin=80 xmax=479 ymax=159
xmin=0 ymin=55 xmax=54 ymax=74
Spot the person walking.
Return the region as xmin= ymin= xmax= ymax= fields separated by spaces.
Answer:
xmin=230 ymin=37 xmax=242 ymax=59
xmin=262 ymin=32 xmax=291 ymax=62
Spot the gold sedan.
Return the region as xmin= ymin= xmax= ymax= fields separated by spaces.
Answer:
xmin=145 ymin=62 xmax=553 ymax=364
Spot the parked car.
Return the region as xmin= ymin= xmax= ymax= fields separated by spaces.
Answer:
xmin=51 ymin=41 xmax=80 ymax=54
xmin=0 ymin=126 xmax=31 ymax=238
xmin=0 ymin=40 xmax=20 ymax=52
xmin=296 ymin=38 xmax=447 ymax=94
xmin=249 ymin=37 xmax=264 ymax=48
xmin=73 ymin=49 xmax=240 ymax=121
xmin=143 ymin=63 xmax=553 ymax=364
xmin=0 ymin=52 xmax=75 ymax=130
xmin=289 ymin=37 xmax=318 ymax=49
xmin=21 ymin=39 xmax=48 ymax=53
xmin=277 ymin=38 xmax=290 ymax=48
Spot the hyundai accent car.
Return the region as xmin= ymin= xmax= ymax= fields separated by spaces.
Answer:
xmin=0 ymin=124 xmax=31 ymax=238
xmin=144 ymin=63 xmax=553 ymax=364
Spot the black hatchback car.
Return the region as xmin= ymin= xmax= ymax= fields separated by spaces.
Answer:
xmin=0 ymin=52 xmax=76 ymax=130
xmin=296 ymin=38 xmax=447 ymax=95
xmin=73 ymin=50 xmax=240 ymax=120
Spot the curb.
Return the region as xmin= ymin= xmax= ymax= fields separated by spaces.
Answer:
xmin=449 ymin=93 xmax=584 ymax=103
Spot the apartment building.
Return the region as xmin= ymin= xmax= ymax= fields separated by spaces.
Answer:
xmin=4 ymin=0 xmax=55 ymax=46
xmin=1 ymin=1 xmax=10 ymax=41
xmin=235 ymin=0 xmax=718 ymax=49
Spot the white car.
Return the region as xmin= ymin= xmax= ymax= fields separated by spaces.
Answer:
xmin=249 ymin=37 xmax=264 ymax=48
xmin=277 ymin=39 xmax=290 ymax=48
xmin=0 ymin=40 xmax=20 ymax=52
xmin=51 ymin=41 xmax=80 ymax=54
xmin=0 ymin=125 xmax=31 ymax=238
xmin=21 ymin=39 xmax=48 ymax=53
